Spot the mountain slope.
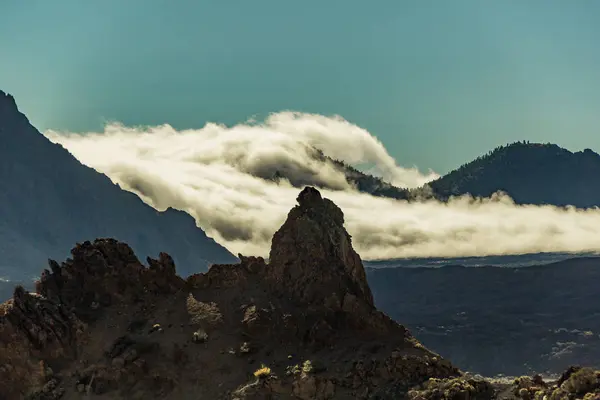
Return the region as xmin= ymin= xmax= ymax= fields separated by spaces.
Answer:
xmin=327 ymin=156 xmax=412 ymax=200
xmin=0 ymin=187 xmax=462 ymax=399
xmin=0 ymin=90 xmax=236 ymax=290
xmin=3 ymin=187 xmax=597 ymax=399
xmin=268 ymin=148 xmax=412 ymax=200
xmin=292 ymin=142 xmax=600 ymax=209
xmin=427 ymin=141 xmax=600 ymax=207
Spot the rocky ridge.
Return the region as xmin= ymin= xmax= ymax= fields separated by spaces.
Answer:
xmin=1 ymin=187 xmax=460 ymax=399
xmin=1 ymin=187 xmax=598 ymax=399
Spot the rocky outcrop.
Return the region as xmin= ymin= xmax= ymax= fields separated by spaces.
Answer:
xmin=1 ymin=187 xmax=462 ymax=399
xmin=36 ymin=239 xmax=184 ymax=319
xmin=505 ymin=368 xmax=600 ymax=400
xmin=0 ymin=286 xmax=85 ymax=399
xmin=0 ymin=239 xmax=185 ymax=398
xmin=268 ymin=187 xmax=373 ymax=307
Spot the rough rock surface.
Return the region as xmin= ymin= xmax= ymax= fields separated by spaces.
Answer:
xmin=268 ymin=187 xmax=373 ymax=307
xmin=0 ymin=187 xmax=473 ymax=399
xmin=6 ymin=187 xmax=598 ymax=399
xmin=405 ymin=367 xmax=600 ymax=400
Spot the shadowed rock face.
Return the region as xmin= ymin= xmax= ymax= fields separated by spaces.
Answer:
xmin=268 ymin=187 xmax=374 ymax=308
xmin=0 ymin=239 xmax=184 ymax=399
xmin=36 ymin=239 xmax=184 ymax=318
xmin=0 ymin=187 xmax=460 ymax=399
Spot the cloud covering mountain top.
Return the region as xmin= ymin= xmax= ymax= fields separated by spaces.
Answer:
xmin=46 ymin=112 xmax=600 ymax=260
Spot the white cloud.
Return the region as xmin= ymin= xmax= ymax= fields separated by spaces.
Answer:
xmin=45 ymin=112 xmax=600 ymax=260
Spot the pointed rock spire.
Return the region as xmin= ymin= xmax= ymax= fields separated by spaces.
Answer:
xmin=267 ymin=186 xmax=374 ymax=307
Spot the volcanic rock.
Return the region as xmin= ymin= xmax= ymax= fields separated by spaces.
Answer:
xmin=0 ymin=187 xmax=460 ymax=399
xmin=267 ymin=187 xmax=374 ymax=307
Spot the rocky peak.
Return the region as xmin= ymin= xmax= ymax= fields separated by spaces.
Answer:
xmin=0 ymin=188 xmax=462 ymax=399
xmin=34 ymin=239 xmax=183 ymax=327
xmin=0 ymin=90 xmax=18 ymax=112
xmin=268 ymin=186 xmax=374 ymax=308
xmin=0 ymin=239 xmax=185 ymax=398
xmin=0 ymin=90 xmax=25 ymax=129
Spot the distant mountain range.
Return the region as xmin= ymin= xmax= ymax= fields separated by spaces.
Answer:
xmin=0 ymin=90 xmax=236 ymax=295
xmin=307 ymin=142 xmax=600 ymax=208
xmin=428 ymin=142 xmax=600 ymax=208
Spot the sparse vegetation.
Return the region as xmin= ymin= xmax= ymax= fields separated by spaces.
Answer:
xmin=512 ymin=375 xmax=545 ymax=400
xmin=285 ymin=364 xmax=301 ymax=376
xmin=510 ymin=368 xmax=600 ymax=400
xmin=253 ymin=365 xmax=272 ymax=379
xmin=192 ymin=329 xmax=208 ymax=343
xmin=561 ymin=368 xmax=600 ymax=395
xmin=239 ymin=342 xmax=251 ymax=354
xmin=301 ymin=360 xmax=313 ymax=374
xmin=407 ymin=376 xmax=494 ymax=400
xmin=285 ymin=360 xmax=316 ymax=377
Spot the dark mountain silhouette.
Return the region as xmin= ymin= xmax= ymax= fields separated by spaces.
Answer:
xmin=0 ymin=90 xmax=236 ymax=293
xmin=327 ymin=155 xmax=412 ymax=200
xmin=427 ymin=141 xmax=600 ymax=208
xmin=275 ymin=142 xmax=600 ymax=208
xmin=268 ymin=148 xmax=412 ymax=200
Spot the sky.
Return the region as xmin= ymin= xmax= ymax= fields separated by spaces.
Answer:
xmin=2 ymin=0 xmax=600 ymax=173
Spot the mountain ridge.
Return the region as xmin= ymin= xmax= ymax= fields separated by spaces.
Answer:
xmin=2 ymin=187 xmax=599 ymax=399
xmin=315 ymin=141 xmax=600 ymax=208
xmin=0 ymin=90 xmax=237 ymax=290
xmin=427 ymin=141 xmax=600 ymax=207
xmin=0 ymin=187 xmax=462 ymax=399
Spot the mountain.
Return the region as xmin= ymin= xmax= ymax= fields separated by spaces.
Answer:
xmin=268 ymin=148 xmax=412 ymax=200
xmin=0 ymin=187 xmax=462 ymax=399
xmin=350 ymin=141 xmax=600 ymax=208
xmin=0 ymin=90 xmax=236 ymax=291
xmin=270 ymin=141 xmax=600 ymax=209
xmin=427 ymin=141 xmax=600 ymax=207
xmin=2 ymin=187 xmax=599 ymax=399
xmin=327 ymin=156 xmax=412 ymax=200
xmin=284 ymin=142 xmax=600 ymax=209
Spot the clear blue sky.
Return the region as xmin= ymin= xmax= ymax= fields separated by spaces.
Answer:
xmin=1 ymin=0 xmax=600 ymax=173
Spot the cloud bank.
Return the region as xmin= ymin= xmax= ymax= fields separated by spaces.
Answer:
xmin=45 ymin=112 xmax=600 ymax=260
